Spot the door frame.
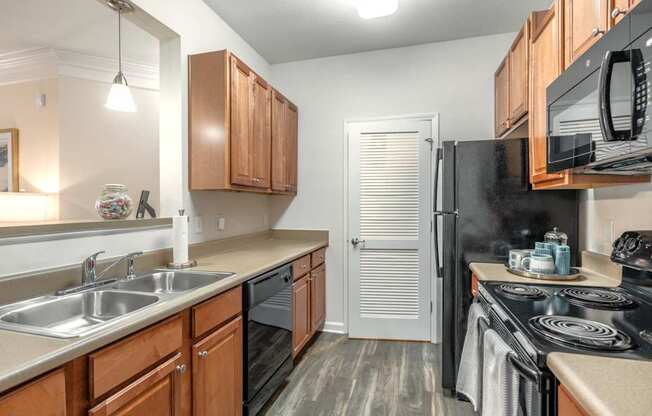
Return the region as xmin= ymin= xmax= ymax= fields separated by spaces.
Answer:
xmin=342 ymin=113 xmax=440 ymax=343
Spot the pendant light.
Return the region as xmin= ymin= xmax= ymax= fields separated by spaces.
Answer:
xmin=105 ymin=0 xmax=136 ymax=112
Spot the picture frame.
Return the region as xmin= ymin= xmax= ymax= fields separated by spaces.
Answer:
xmin=0 ymin=128 xmax=19 ymax=192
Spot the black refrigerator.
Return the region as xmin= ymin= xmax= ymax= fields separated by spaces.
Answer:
xmin=435 ymin=138 xmax=579 ymax=393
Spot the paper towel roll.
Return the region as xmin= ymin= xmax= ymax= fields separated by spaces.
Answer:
xmin=173 ymin=215 xmax=189 ymax=264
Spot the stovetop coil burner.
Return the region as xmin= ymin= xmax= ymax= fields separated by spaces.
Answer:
xmin=559 ymin=288 xmax=636 ymax=310
xmin=497 ymin=284 xmax=547 ymax=300
xmin=529 ymin=315 xmax=634 ymax=351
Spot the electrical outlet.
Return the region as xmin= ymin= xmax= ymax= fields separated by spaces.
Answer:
xmin=193 ymin=216 xmax=203 ymax=233
xmin=217 ymin=216 xmax=226 ymax=231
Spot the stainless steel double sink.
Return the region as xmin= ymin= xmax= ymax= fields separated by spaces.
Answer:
xmin=0 ymin=271 xmax=234 ymax=339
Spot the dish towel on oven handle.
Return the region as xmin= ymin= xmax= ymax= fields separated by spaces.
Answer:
xmin=456 ymin=302 xmax=488 ymax=412
xmin=482 ymin=329 xmax=520 ymax=416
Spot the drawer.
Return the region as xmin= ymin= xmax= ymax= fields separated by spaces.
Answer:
xmin=0 ymin=369 xmax=66 ymax=416
xmin=89 ymin=315 xmax=183 ymax=400
xmin=192 ymin=286 xmax=242 ymax=338
xmin=311 ymin=248 xmax=326 ymax=268
xmin=293 ymin=255 xmax=311 ymax=280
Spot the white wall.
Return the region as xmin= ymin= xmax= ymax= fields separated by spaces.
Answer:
xmin=580 ymin=184 xmax=652 ymax=255
xmin=269 ymin=33 xmax=516 ymax=332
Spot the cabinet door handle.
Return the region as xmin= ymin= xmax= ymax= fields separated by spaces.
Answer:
xmin=611 ymin=7 xmax=627 ymax=19
xmin=591 ymin=27 xmax=605 ymax=37
xmin=176 ymin=364 xmax=187 ymax=374
xmin=198 ymin=351 xmax=208 ymax=359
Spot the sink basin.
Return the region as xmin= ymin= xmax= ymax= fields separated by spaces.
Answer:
xmin=0 ymin=291 xmax=159 ymax=338
xmin=112 ymin=271 xmax=233 ymax=294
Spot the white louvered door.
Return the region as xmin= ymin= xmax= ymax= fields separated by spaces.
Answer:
xmin=348 ymin=118 xmax=431 ymax=340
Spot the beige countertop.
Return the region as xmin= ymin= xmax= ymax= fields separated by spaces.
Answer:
xmin=0 ymin=230 xmax=328 ymax=394
xmin=548 ymin=352 xmax=652 ymax=416
xmin=470 ymin=251 xmax=622 ymax=287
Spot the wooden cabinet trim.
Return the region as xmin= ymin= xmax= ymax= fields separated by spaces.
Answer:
xmin=192 ymin=286 xmax=242 ymax=339
xmin=0 ymin=368 xmax=66 ymax=416
xmin=192 ymin=316 xmax=243 ymax=416
xmin=88 ymin=315 xmax=183 ymax=400
xmin=292 ymin=274 xmax=311 ymax=357
xmin=88 ymin=353 xmax=182 ymax=416
xmin=310 ymin=264 xmax=326 ymax=334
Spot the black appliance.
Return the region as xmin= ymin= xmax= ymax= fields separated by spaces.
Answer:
xmin=546 ymin=0 xmax=652 ymax=174
xmin=435 ymin=138 xmax=580 ymax=393
xmin=476 ymin=230 xmax=652 ymax=415
xmin=243 ymin=265 xmax=293 ymax=415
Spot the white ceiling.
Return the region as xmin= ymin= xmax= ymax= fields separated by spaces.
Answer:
xmin=203 ymin=0 xmax=552 ymax=64
xmin=0 ymin=0 xmax=159 ymax=65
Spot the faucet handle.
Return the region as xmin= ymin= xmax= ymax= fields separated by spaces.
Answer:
xmin=85 ymin=251 xmax=105 ymax=265
xmin=125 ymin=251 xmax=143 ymax=279
xmin=82 ymin=251 xmax=105 ymax=284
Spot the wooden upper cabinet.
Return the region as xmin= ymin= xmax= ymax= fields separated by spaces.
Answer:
xmin=509 ymin=20 xmax=530 ymax=124
xmin=609 ymin=0 xmax=640 ymax=27
xmin=230 ymin=56 xmax=255 ymax=188
xmin=494 ymin=55 xmax=510 ymax=136
xmin=564 ymin=0 xmax=609 ymax=68
xmin=188 ymin=50 xmax=296 ymax=194
xmin=271 ymin=89 xmax=298 ymax=194
xmin=529 ymin=2 xmax=566 ymax=187
xmin=251 ymin=76 xmax=272 ymax=189
xmin=286 ymin=103 xmax=298 ymax=193
xmin=192 ymin=316 xmax=243 ymax=416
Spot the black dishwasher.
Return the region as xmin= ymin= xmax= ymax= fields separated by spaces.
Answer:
xmin=243 ymin=264 xmax=293 ymax=415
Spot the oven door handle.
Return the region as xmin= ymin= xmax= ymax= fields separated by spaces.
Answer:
xmin=508 ymin=353 xmax=539 ymax=384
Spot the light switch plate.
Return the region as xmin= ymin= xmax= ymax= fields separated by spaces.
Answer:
xmin=193 ymin=216 xmax=203 ymax=233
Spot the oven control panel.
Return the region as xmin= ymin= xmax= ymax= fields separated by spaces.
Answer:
xmin=611 ymin=231 xmax=652 ymax=270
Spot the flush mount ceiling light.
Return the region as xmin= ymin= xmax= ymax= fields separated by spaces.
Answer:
xmin=354 ymin=0 xmax=399 ymax=19
xmin=105 ymin=0 xmax=137 ymax=112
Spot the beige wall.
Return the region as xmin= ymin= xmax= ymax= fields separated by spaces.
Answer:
xmin=580 ymin=184 xmax=652 ymax=255
xmin=0 ymin=79 xmax=59 ymax=194
xmin=57 ymin=77 xmax=160 ymax=220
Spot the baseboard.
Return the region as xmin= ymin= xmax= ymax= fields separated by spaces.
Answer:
xmin=322 ymin=321 xmax=346 ymax=334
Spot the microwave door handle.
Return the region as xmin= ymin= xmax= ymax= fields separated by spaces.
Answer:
xmin=598 ymin=50 xmax=631 ymax=142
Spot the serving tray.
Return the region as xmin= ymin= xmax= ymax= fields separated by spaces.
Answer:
xmin=506 ymin=266 xmax=582 ymax=281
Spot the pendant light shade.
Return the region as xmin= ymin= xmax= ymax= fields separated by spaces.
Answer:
xmin=105 ymin=1 xmax=136 ymax=112
xmin=354 ymin=0 xmax=398 ymax=19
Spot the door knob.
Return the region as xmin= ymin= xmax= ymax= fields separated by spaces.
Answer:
xmin=351 ymin=238 xmax=366 ymax=247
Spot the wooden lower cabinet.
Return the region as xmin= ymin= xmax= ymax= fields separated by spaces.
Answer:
xmin=310 ymin=264 xmax=326 ymax=334
xmin=192 ymin=316 xmax=243 ymax=416
xmin=89 ymin=354 xmax=183 ymax=416
xmin=0 ymin=369 xmax=66 ymax=416
xmin=293 ymin=274 xmax=311 ymax=357
xmin=558 ymin=384 xmax=589 ymax=416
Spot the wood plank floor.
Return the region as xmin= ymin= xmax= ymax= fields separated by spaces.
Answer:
xmin=262 ymin=333 xmax=475 ymax=416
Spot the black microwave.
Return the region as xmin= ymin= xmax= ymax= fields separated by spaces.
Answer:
xmin=546 ymin=0 xmax=652 ymax=175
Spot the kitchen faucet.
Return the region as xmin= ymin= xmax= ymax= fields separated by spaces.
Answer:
xmin=57 ymin=251 xmax=143 ymax=296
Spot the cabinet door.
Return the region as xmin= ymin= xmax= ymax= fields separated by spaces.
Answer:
xmin=0 ymin=369 xmax=66 ymax=416
xmin=192 ymin=316 xmax=243 ymax=416
xmin=494 ymin=55 xmax=510 ymax=136
xmin=271 ymin=90 xmax=288 ymax=192
xmin=286 ymin=103 xmax=298 ymax=193
xmin=564 ymin=0 xmax=608 ymax=67
xmin=509 ymin=21 xmax=529 ymax=123
xmin=89 ymin=353 xmax=183 ymax=416
xmin=251 ymin=75 xmax=272 ymax=189
xmin=292 ymin=274 xmax=311 ymax=357
xmin=310 ymin=264 xmax=326 ymax=335
xmin=230 ymin=56 xmax=254 ymax=187
xmin=529 ymin=2 xmax=566 ymax=186
xmin=558 ymin=385 xmax=589 ymax=416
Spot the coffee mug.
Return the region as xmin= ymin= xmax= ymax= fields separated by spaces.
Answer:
xmin=509 ymin=249 xmax=533 ymax=270
xmin=522 ymin=254 xmax=555 ymax=274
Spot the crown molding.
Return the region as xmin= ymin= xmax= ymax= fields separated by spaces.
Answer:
xmin=0 ymin=47 xmax=159 ymax=90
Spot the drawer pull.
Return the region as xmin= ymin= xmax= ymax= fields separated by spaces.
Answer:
xmin=611 ymin=7 xmax=627 ymax=19
xmin=198 ymin=351 xmax=208 ymax=359
xmin=591 ymin=27 xmax=605 ymax=37
xmin=176 ymin=364 xmax=187 ymax=374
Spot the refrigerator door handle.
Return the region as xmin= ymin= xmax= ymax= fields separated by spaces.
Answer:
xmin=433 ymin=148 xmax=453 ymax=278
